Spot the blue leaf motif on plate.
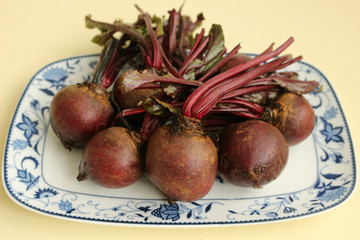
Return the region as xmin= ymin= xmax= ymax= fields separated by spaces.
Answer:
xmin=30 ymin=99 xmax=40 ymax=111
xmin=10 ymin=139 xmax=28 ymax=150
xmin=58 ymin=200 xmax=76 ymax=214
xmin=265 ymin=212 xmax=278 ymax=218
xmin=320 ymin=117 xmax=343 ymax=144
xmin=16 ymin=114 xmax=38 ymax=147
xmin=317 ymin=186 xmax=347 ymax=202
xmin=283 ymin=207 xmax=296 ymax=213
xmin=323 ymin=106 xmax=338 ymax=120
xmin=308 ymin=169 xmax=352 ymax=211
xmin=39 ymin=88 xmax=55 ymax=96
xmin=89 ymin=60 xmax=98 ymax=69
xmin=42 ymin=67 xmax=68 ymax=90
xmin=151 ymin=203 xmax=183 ymax=221
xmin=16 ymin=168 xmax=39 ymax=190
xmin=138 ymin=206 xmax=151 ymax=213
xmin=331 ymin=152 xmax=343 ymax=163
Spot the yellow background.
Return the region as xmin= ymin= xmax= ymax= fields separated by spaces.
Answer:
xmin=1 ymin=0 xmax=359 ymax=239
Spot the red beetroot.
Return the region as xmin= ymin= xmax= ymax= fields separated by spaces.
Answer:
xmin=264 ymin=92 xmax=316 ymax=145
xmin=145 ymin=115 xmax=218 ymax=202
xmin=112 ymin=72 xmax=163 ymax=109
xmin=49 ymin=33 xmax=139 ymax=150
xmin=49 ymin=82 xmax=113 ymax=149
xmin=218 ymin=120 xmax=289 ymax=188
xmin=77 ymin=127 xmax=144 ymax=188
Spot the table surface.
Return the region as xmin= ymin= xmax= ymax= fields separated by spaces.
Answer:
xmin=1 ymin=0 xmax=359 ymax=239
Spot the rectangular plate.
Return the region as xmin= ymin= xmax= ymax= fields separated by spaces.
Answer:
xmin=2 ymin=54 xmax=357 ymax=226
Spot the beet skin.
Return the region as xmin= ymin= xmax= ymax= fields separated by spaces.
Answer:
xmin=78 ymin=127 xmax=144 ymax=188
xmin=49 ymin=82 xmax=113 ymax=149
xmin=145 ymin=115 xmax=218 ymax=202
xmin=219 ymin=120 xmax=289 ymax=188
xmin=112 ymin=72 xmax=163 ymax=109
xmin=265 ymin=92 xmax=316 ymax=145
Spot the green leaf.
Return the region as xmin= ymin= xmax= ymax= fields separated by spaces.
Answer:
xmin=154 ymin=98 xmax=181 ymax=114
xmin=203 ymin=24 xmax=225 ymax=62
xmin=86 ymin=15 xmax=113 ymax=32
xmin=160 ymin=83 xmax=185 ymax=98
xmin=151 ymin=14 xmax=164 ymax=37
xmin=272 ymin=78 xmax=321 ymax=94
xmin=91 ymin=31 xmax=115 ymax=46
xmin=142 ymin=98 xmax=169 ymax=117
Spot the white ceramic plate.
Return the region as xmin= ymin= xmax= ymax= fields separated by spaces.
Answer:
xmin=2 ymin=54 xmax=356 ymax=227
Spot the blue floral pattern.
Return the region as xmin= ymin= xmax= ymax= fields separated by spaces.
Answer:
xmin=16 ymin=114 xmax=39 ymax=147
xmin=3 ymin=54 xmax=356 ymax=226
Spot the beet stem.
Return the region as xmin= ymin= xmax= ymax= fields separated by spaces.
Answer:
xmin=142 ymin=13 xmax=163 ymax=70
xmin=168 ymin=9 xmax=180 ymax=54
xmin=269 ymin=55 xmax=302 ymax=72
xmin=122 ymin=107 xmax=146 ymax=117
xmin=219 ymin=99 xmax=264 ymax=114
xmin=231 ymin=111 xmax=262 ymax=119
xmin=192 ymin=55 xmax=291 ymax=119
xmin=179 ymin=34 xmax=210 ymax=75
xmin=182 ymin=37 xmax=295 ymax=117
xmin=159 ymin=44 xmax=183 ymax=78
xmin=198 ymin=44 xmax=241 ymax=83
xmin=179 ymin=28 xmax=205 ymax=70
xmin=221 ymin=85 xmax=275 ymax=99
xmin=141 ymin=114 xmax=164 ymax=141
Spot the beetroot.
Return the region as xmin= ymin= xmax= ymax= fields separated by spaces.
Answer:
xmin=112 ymin=72 xmax=163 ymax=109
xmin=49 ymin=33 xmax=139 ymax=150
xmin=145 ymin=115 xmax=218 ymax=202
xmin=77 ymin=127 xmax=144 ymax=188
xmin=264 ymin=92 xmax=316 ymax=145
xmin=218 ymin=120 xmax=289 ymax=188
xmin=49 ymin=82 xmax=113 ymax=149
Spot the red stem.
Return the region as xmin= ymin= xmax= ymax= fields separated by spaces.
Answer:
xmin=231 ymin=111 xmax=262 ymax=119
xmin=219 ymin=99 xmax=264 ymax=114
xmin=179 ymin=29 xmax=205 ymax=69
xmin=102 ymin=48 xmax=137 ymax=89
xmin=198 ymin=44 xmax=241 ymax=83
xmin=269 ymin=55 xmax=302 ymax=72
xmin=152 ymin=77 xmax=202 ymax=87
xmin=122 ymin=107 xmax=146 ymax=117
xmin=182 ymin=37 xmax=295 ymax=117
xmin=179 ymin=34 xmax=210 ymax=75
xmin=192 ymin=55 xmax=291 ymax=119
xmin=141 ymin=114 xmax=163 ymax=141
xmin=159 ymin=44 xmax=183 ymax=78
xmin=221 ymin=85 xmax=276 ymax=99
xmin=143 ymin=13 xmax=162 ymax=70
xmin=168 ymin=9 xmax=180 ymax=54
xmin=211 ymin=107 xmax=253 ymax=113
xmin=258 ymin=42 xmax=274 ymax=57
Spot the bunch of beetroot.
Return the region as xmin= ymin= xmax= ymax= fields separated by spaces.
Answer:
xmin=49 ymin=5 xmax=320 ymax=202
